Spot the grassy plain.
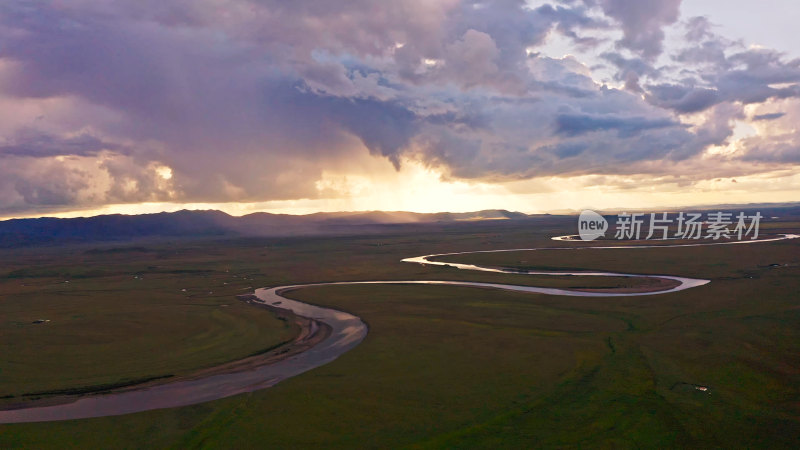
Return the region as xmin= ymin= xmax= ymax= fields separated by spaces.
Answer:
xmin=1 ymin=217 xmax=799 ymax=447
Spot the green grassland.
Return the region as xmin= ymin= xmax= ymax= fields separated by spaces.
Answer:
xmin=0 ymin=272 xmax=298 ymax=399
xmin=1 ymin=217 xmax=799 ymax=448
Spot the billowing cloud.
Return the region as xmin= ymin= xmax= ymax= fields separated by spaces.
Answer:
xmin=593 ymin=0 xmax=682 ymax=60
xmin=0 ymin=0 xmax=798 ymax=216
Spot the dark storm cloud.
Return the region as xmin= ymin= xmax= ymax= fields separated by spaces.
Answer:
xmin=740 ymin=139 xmax=800 ymax=163
xmin=555 ymin=113 xmax=679 ymax=137
xmin=644 ymin=84 xmax=720 ymax=113
xmin=592 ymin=0 xmax=682 ymax=60
xmin=644 ymin=50 xmax=800 ymax=114
xmin=0 ymin=130 xmax=118 ymax=158
xmin=752 ymin=112 xmax=785 ymax=121
xmin=0 ymin=0 xmax=798 ymax=214
xmin=600 ymin=51 xmax=659 ymax=92
xmin=601 ymin=52 xmax=658 ymax=78
xmin=537 ymin=2 xmax=610 ymax=48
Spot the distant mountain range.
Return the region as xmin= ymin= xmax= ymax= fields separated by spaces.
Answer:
xmin=3 ymin=203 xmax=799 ymax=248
xmin=0 ymin=209 xmax=533 ymax=247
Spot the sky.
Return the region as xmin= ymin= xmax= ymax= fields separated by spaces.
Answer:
xmin=0 ymin=0 xmax=799 ymax=219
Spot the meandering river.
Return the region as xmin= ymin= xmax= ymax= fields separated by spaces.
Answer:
xmin=1 ymin=234 xmax=796 ymax=423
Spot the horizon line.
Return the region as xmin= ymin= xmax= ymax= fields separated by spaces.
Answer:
xmin=2 ymin=201 xmax=799 ymax=222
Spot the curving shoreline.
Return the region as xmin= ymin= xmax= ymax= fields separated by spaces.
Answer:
xmin=1 ymin=233 xmax=796 ymax=423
